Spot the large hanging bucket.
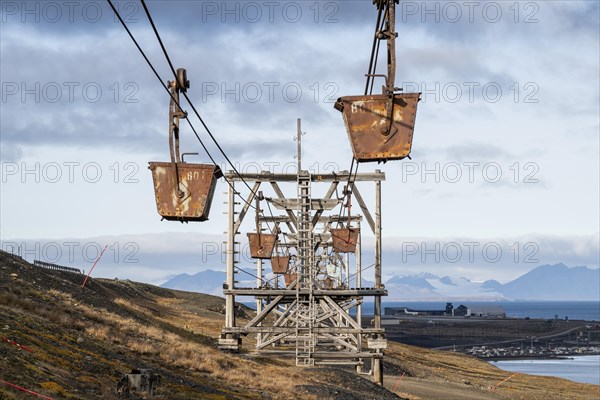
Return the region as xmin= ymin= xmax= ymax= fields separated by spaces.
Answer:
xmin=247 ymin=233 xmax=277 ymax=259
xmin=149 ymin=162 xmax=222 ymax=222
xmin=283 ymin=272 xmax=298 ymax=287
xmin=323 ymin=277 xmax=334 ymax=289
xmin=334 ymin=93 xmax=420 ymax=162
xmin=271 ymin=256 xmax=290 ymax=274
xmin=330 ymin=228 xmax=360 ymax=253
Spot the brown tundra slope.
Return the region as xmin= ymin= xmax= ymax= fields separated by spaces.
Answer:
xmin=1 ymin=250 xmax=598 ymax=400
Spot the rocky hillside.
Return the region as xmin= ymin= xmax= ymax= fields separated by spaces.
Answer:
xmin=0 ymin=251 xmax=401 ymax=400
xmin=1 ymin=251 xmax=597 ymax=400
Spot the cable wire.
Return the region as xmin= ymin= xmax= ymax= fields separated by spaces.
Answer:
xmin=140 ymin=0 xmax=284 ymax=234
xmin=139 ymin=0 xmax=259 ymax=198
xmin=336 ymin=2 xmax=386 ymax=221
xmin=106 ymin=0 xmax=259 ymax=210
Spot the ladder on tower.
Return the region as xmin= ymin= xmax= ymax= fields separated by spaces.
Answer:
xmin=295 ymin=172 xmax=315 ymax=366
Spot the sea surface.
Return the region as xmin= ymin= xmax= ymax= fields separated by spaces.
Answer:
xmin=366 ymin=301 xmax=600 ymax=321
xmin=242 ymin=301 xmax=600 ymax=321
xmin=492 ymin=355 xmax=600 ymax=386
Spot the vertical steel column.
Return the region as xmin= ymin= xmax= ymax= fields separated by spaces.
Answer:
xmin=225 ymin=180 xmax=235 ymax=329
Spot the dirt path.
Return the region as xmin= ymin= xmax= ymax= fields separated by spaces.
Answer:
xmin=383 ymin=375 xmax=504 ymax=400
xmin=435 ymin=324 xmax=591 ymax=350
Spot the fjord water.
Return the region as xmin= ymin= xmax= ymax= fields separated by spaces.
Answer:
xmin=374 ymin=301 xmax=600 ymax=321
xmin=245 ymin=301 xmax=600 ymax=320
xmin=493 ymin=355 xmax=600 ymax=385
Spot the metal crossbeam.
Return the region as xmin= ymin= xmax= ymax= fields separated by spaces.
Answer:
xmin=225 ymin=171 xmax=385 ymax=182
xmin=221 ymin=158 xmax=386 ymax=379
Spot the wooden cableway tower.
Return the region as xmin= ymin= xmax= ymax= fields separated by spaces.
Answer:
xmin=219 ymin=148 xmax=387 ymax=380
xmin=144 ymin=0 xmax=420 ymax=386
xmin=218 ymin=121 xmax=388 ymax=384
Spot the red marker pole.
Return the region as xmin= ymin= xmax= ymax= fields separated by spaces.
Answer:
xmin=0 ymin=379 xmax=54 ymax=399
xmin=82 ymin=244 xmax=108 ymax=288
xmin=2 ymin=337 xmax=33 ymax=352
xmin=392 ymin=371 xmax=406 ymax=393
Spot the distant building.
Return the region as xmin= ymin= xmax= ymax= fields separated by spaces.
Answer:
xmin=384 ymin=303 xmax=506 ymax=318
xmin=454 ymin=305 xmax=469 ymax=316
xmin=455 ymin=304 xmax=505 ymax=318
xmin=384 ymin=302 xmax=455 ymax=317
xmin=445 ymin=302 xmax=454 ymax=315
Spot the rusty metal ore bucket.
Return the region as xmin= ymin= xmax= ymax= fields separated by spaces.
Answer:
xmin=271 ymin=256 xmax=290 ymax=274
xmin=247 ymin=233 xmax=277 ymax=259
xmin=283 ymin=272 xmax=298 ymax=287
xmin=330 ymin=228 xmax=360 ymax=253
xmin=149 ymin=162 xmax=222 ymax=222
xmin=335 ymin=93 xmax=420 ymax=162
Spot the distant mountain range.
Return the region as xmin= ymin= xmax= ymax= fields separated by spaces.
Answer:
xmin=161 ymin=263 xmax=600 ymax=301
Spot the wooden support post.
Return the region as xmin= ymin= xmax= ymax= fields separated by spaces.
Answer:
xmin=256 ymin=257 xmax=263 ymax=347
xmin=373 ymin=357 xmax=383 ymax=385
xmin=225 ymin=181 xmax=236 ymax=331
xmin=373 ymin=177 xmax=382 ymax=384
xmin=356 ymin=220 xmax=363 ymax=373
xmin=219 ymin=179 xmax=241 ymax=351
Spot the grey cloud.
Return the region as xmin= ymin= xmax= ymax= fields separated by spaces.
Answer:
xmin=4 ymin=232 xmax=598 ymax=286
xmin=10 ymin=0 xmax=592 ymax=160
xmin=381 ymin=233 xmax=600 ymax=282
xmin=443 ymin=143 xmax=514 ymax=162
xmin=415 ymin=143 xmax=516 ymax=163
xmin=0 ymin=142 xmax=23 ymax=162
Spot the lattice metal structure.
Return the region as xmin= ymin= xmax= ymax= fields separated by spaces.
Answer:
xmin=219 ymin=128 xmax=388 ymax=384
xmin=134 ymin=0 xmax=416 ymax=387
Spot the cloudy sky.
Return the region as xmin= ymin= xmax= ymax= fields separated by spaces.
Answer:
xmin=1 ymin=0 xmax=598 ymax=285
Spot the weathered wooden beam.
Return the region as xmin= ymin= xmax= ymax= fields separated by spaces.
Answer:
xmin=225 ymin=171 xmax=385 ymax=182
xmin=233 ymin=181 xmax=261 ymax=233
xmin=223 ymin=326 xmax=385 ymax=335
xmin=244 ymin=295 xmax=285 ymax=328
xmin=269 ymin=181 xmax=298 ymax=232
xmin=352 ymin=184 xmax=375 ymax=234
xmin=224 ymin=288 xmax=387 ymax=297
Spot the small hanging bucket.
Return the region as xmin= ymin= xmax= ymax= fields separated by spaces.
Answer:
xmin=247 ymin=233 xmax=277 ymax=259
xmin=283 ymin=272 xmax=298 ymax=287
xmin=271 ymin=256 xmax=290 ymax=274
xmin=330 ymin=228 xmax=360 ymax=253
xmin=323 ymin=277 xmax=334 ymax=289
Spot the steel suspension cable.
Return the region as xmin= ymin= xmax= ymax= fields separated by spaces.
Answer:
xmin=106 ymin=0 xmax=258 ymax=210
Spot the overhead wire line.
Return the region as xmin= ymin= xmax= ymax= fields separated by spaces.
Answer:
xmin=336 ymin=3 xmax=387 ymax=224
xmin=139 ymin=0 xmax=261 ymax=198
xmin=139 ymin=0 xmax=365 ymax=240
xmin=139 ymin=0 xmax=290 ymax=234
xmin=137 ymin=0 xmax=284 ymax=237
xmin=106 ymin=0 xmax=258 ymax=211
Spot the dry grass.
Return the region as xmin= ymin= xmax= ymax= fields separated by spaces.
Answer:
xmin=117 ymin=297 xmax=224 ymax=338
xmin=45 ymin=292 xmax=314 ymax=398
xmin=385 ymin=341 xmax=599 ymax=400
xmin=5 ymin=260 xmax=596 ymax=400
xmin=40 ymin=381 xmax=68 ymax=397
xmin=84 ymin=325 xmax=110 ymax=341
